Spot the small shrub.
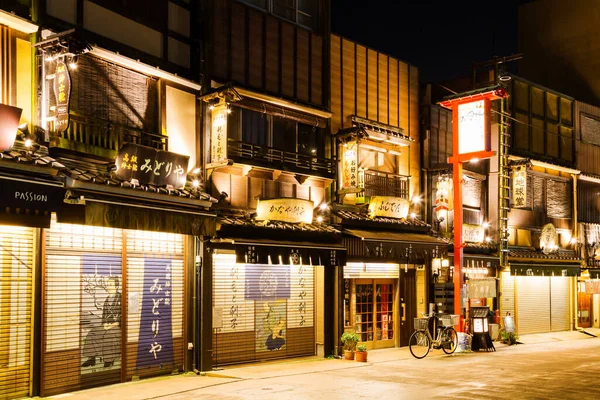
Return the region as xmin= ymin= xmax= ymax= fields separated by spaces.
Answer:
xmin=341 ymin=331 xmax=360 ymax=351
xmin=500 ymin=331 xmax=519 ymax=345
xmin=356 ymin=344 xmax=367 ymax=352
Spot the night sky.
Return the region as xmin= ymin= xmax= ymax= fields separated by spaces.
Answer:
xmin=331 ymin=0 xmax=521 ymax=83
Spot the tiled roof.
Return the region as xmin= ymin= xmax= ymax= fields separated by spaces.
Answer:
xmin=508 ymin=247 xmax=581 ymax=261
xmin=0 ymin=142 xmax=65 ymax=171
xmin=218 ymin=210 xmax=340 ymax=234
xmin=334 ymin=209 xmax=429 ymax=228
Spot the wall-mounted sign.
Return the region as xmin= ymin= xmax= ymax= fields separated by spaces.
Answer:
xmin=463 ymin=224 xmax=485 ymax=243
xmin=0 ymin=103 xmax=22 ymax=151
xmin=512 ymin=167 xmax=527 ymax=208
xmin=435 ymin=178 xmax=453 ymax=213
xmin=210 ymin=105 xmax=228 ymax=164
xmin=115 ymin=143 xmax=189 ymax=188
xmin=256 ymin=198 xmax=314 ymax=224
xmin=540 ymin=223 xmax=558 ymax=254
xmin=53 ymin=60 xmax=72 ymax=133
xmin=457 ymin=100 xmax=486 ymax=154
xmin=341 ymin=141 xmax=358 ymax=190
xmin=368 ymin=196 xmax=409 ymax=219
xmin=0 ymin=178 xmax=64 ymax=211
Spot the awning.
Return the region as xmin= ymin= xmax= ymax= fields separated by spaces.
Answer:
xmin=216 ymin=237 xmax=346 ymax=267
xmin=510 ymin=263 xmax=581 ymax=277
xmin=344 ymin=229 xmax=448 ymax=261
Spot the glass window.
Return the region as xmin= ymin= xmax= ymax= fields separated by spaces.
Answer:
xmin=273 ymin=0 xmax=296 ymax=21
xmin=239 ymin=0 xmax=268 ymax=9
xmin=241 ymin=109 xmax=268 ymax=146
xmin=272 ymin=116 xmax=296 ymax=152
xmin=298 ymin=123 xmax=321 ymax=157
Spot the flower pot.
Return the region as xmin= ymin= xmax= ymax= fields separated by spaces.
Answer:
xmin=355 ymin=351 xmax=368 ymax=362
xmin=344 ymin=350 xmax=355 ymax=360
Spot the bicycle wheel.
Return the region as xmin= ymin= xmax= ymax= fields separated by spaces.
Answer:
xmin=441 ymin=327 xmax=458 ymax=354
xmin=409 ymin=331 xmax=430 ymax=359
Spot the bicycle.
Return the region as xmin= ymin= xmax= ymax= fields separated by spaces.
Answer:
xmin=409 ymin=312 xmax=459 ymax=359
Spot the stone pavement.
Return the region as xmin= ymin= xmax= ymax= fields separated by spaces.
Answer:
xmin=41 ymin=329 xmax=598 ymax=400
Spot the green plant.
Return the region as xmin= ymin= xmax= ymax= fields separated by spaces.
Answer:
xmin=356 ymin=344 xmax=367 ymax=352
xmin=500 ymin=330 xmax=519 ymax=345
xmin=341 ymin=331 xmax=360 ymax=352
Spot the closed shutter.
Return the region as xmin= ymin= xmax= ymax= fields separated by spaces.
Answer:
xmin=0 ymin=225 xmax=34 ymax=400
xmin=43 ymin=220 xmax=123 ymax=396
xmin=500 ymin=271 xmax=515 ymax=318
xmin=125 ymin=230 xmax=185 ymax=379
xmin=213 ymin=252 xmax=315 ymax=365
xmin=550 ymin=277 xmax=570 ymax=332
xmin=517 ymin=276 xmax=551 ymax=334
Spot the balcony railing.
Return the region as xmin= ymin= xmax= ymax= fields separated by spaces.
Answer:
xmin=227 ymin=139 xmax=335 ymax=178
xmin=363 ymin=170 xmax=410 ymax=199
xmin=49 ymin=113 xmax=168 ymax=158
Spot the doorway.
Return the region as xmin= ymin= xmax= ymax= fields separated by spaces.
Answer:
xmin=399 ymin=269 xmax=416 ymax=347
xmin=354 ymin=279 xmax=396 ymax=349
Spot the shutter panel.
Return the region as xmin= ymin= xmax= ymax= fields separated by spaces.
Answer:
xmin=517 ymin=276 xmax=551 ymax=334
xmin=500 ymin=271 xmax=515 ymax=318
xmin=0 ymin=226 xmax=34 ymax=400
xmin=125 ymin=230 xmax=185 ymax=379
xmin=43 ymin=220 xmax=123 ymax=396
xmin=550 ymin=277 xmax=570 ymax=332
xmin=213 ymin=252 xmax=315 ymax=365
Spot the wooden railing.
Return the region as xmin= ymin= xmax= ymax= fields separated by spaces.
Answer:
xmin=363 ymin=170 xmax=410 ymax=199
xmin=227 ymin=139 xmax=335 ymax=178
xmin=50 ymin=113 xmax=167 ymax=158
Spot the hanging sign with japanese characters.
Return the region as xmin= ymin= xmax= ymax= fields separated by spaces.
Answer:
xmin=210 ymin=105 xmax=228 ymax=164
xmin=435 ymin=178 xmax=453 ymax=213
xmin=463 ymin=224 xmax=485 ymax=243
xmin=115 ymin=143 xmax=189 ymax=188
xmin=341 ymin=141 xmax=358 ymax=190
xmin=136 ymin=257 xmax=174 ymax=368
xmin=53 ymin=60 xmax=72 ymax=133
xmin=368 ymin=196 xmax=409 ymax=219
xmin=512 ymin=167 xmax=527 ymax=208
xmin=256 ymin=198 xmax=314 ymax=224
xmin=457 ymin=99 xmax=486 ymax=154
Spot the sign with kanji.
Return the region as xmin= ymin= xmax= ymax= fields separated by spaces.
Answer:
xmin=540 ymin=223 xmax=558 ymax=254
xmin=457 ymin=100 xmax=486 ymax=154
xmin=115 ymin=143 xmax=189 ymax=188
xmin=512 ymin=167 xmax=527 ymax=208
xmin=53 ymin=60 xmax=72 ymax=133
xmin=368 ymin=196 xmax=409 ymax=219
xmin=463 ymin=224 xmax=485 ymax=243
xmin=341 ymin=141 xmax=358 ymax=189
xmin=255 ymin=198 xmax=314 ymax=224
xmin=210 ymin=105 xmax=228 ymax=164
xmin=435 ymin=178 xmax=453 ymax=213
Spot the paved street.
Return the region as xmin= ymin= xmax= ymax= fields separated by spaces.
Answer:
xmin=48 ymin=330 xmax=600 ymax=400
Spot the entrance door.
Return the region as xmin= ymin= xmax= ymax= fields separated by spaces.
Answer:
xmin=399 ymin=269 xmax=416 ymax=347
xmin=578 ymin=288 xmax=591 ymax=328
xmin=355 ymin=279 xmax=395 ymax=349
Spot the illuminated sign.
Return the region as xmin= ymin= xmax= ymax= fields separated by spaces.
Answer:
xmin=368 ymin=196 xmax=409 ymax=219
xmin=210 ymin=105 xmax=228 ymax=164
xmin=435 ymin=178 xmax=453 ymax=213
xmin=0 ymin=103 xmax=22 ymax=151
xmin=540 ymin=223 xmax=558 ymax=254
xmin=512 ymin=167 xmax=527 ymax=208
xmin=457 ymin=100 xmax=486 ymax=155
xmin=53 ymin=60 xmax=72 ymax=133
xmin=256 ymin=198 xmax=314 ymax=224
xmin=341 ymin=141 xmax=358 ymax=190
xmin=463 ymin=224 xmax=485 ymax=243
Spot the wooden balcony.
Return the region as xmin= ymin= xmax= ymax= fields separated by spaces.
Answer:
xmin=49 ymin=113 xmax=168 ymax=159
xmin=363 ymin=170 xmax=410 ymax=199
xmin=227 ymin=139 xmax=335 ymax=179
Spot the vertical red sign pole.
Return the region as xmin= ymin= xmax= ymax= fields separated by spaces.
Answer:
xmin=439 ymin=87 xmax=509 ymax=332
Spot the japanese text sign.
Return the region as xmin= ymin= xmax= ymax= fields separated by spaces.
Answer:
xmin=210 ymin=105 xmax=228 ymax=164
xmin=368 ymin=196 xmax=409 ymax=219
xmin=463 ymin=224 xmax=485 ymax=243
xmin=457 ymin=100 xmax=487 ymax=155
xmin=256 ymin=198 xmax=314 ymax=224
xmin=115 ymin=143 xmax=189 ymax=188
xmin=512 ymin=167 xmax=527 ymax=208
xmin=341 ymin=141 xmax=358 ymax=189
xmin=53 ymin=60 xmax=72 ymax=133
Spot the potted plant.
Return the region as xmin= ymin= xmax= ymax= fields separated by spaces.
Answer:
xmin=355 ymin=343 xmax=368 ymax=362
xmin=341 ymin=331 xmax=360 ymax=360
xmin=500 ymin=330 xmax=519 ymax=345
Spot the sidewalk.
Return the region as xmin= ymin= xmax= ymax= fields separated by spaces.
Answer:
xmin=42 ymin=329 xmax=597 ymax=400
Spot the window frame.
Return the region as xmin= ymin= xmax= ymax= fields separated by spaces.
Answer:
xmin=236 ymin=0 xmax=319 ymax=31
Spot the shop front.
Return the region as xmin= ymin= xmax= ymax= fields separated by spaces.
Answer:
xmin=207 ymin=201 xmax=345 ymax=367
xmin=38 ymin=150 xmax=216 ymax=396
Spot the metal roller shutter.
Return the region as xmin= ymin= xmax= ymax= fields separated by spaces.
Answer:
xmin=500 ymin=271 xmax=515 ymax=318
xmin=43 ymin=220 xmax=123 ymax=396
xmin=517 ymin=276 xmax=551 ymax=334
xmin=212 ymin=253 xmax=315 ymax=365
xmin=550 ymin=277 xmax=571 ymax=332
xmin=0 ymin=225 xmax=34 ymax=400
xmin=125 ymin=230 xmax=185 ymax=379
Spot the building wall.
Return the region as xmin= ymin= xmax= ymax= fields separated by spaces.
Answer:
xmin=575 ymin=101 xmax=600 ymax=176
xmin=518 ymin=0 xmax=600 ymax=105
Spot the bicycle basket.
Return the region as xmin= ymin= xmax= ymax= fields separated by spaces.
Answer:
xmin=440 ymin=315 xmax=460 ymax=327
xmin=414 ymin=318 xmax=428 ymax=330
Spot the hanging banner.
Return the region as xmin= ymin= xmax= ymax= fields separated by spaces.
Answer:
xmin=210 ymin=105 xmax=228 ymax=164
xmin=136 ymin=257 xmax=174 ymax=368
xmin=457 ymin=99 xmax=486 ymax=154
xmin=467 ymin=278 xmax=497 ymax=298
xmin=512 ymin=167 xmax=527 ymax=208
xmin=435 ymin=178 xmax=453 ymax=213
xmin=368 ymin=196 xmax=409 ymax=219
xmin=341 ymin=141 xmax=358 ymax=190
xmin=53 ymin=60 xmax=72 ymax=133
xmin=463 ymin=224 xmax=484 ymax=243
xmin=255 ymin=198 xmax=314 ymax=223
xmin=115 ymin=143 xmax=189 ymax=188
